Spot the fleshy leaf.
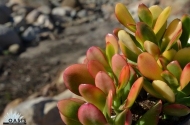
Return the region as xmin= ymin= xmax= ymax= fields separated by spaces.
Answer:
xmin=136 ymin=100 xmax=162 ymax=125
xmin=113 ymin=28 xmax=123 ymax=37
xmin=149 ymin=5 xmax=163 ymax=27
xmin=161 ymin=49 xmax=176 ymax=62
xmin=163 ymin=104 xmax=190 ymax=116
xmin=115 ymin=3 xmax=136 ymax=32
xmin=104 ymin=90 xmax=113 ymax=118
xmin=87 ymin=60 xmax=107 ymax=78
xmin=64 ymin=64 xmax=95 ymax=95
xmin=118 ymin=30 xmax=141 ymax=55
xmin=112 ymin=54 xmax=127 ymax=78
xmin=79 ymin=84 xmax=106 ymax=111
xmin=143 ymin=80 xmax=164 ymax=99
xmin=95 ymin=71 xmax=116 ymax=95
xmin=153 ymin=6 xmax=171 ymax=34
xmin=144 ymin=40 xmax=160 ymax=59
xmin=59 ymin=113 xmax=83 ymax=125
xmin=57 ymin=98 xmax=85 ymax=122
xmin=157 ymin=56 xmax=168 ymax=70
xmin=180 ymin=14 xmax=190 ymax=47
xmin=106 ymin=42 xmax=115 ymax=65
xmin=114 ymin=109 xmax=132 ymax=125
xmin=176 ymin=97 xmax=190 ymax=107
xmin=161 ymin=70 xmax=179 ymax=88
xmin=78 ymin=103 xmax=108 ymax=125
xmin=138 ymin=3 xmax=153 ymax=27
xmin=152 ymin=80 xmax=175 ymax=103
xmin=180 ymin=63 xmax=190 ymax=90
xmin=173 ymin=47 xmax=190 ymax=68
xmin=166 ymin=61 xmax=182 ymax=81
xmin=136 ymin=22 xmax=157 ymax=48
xmin=86 ymin=46 xmax=110 ymax=70
xmin=137 ymin=52 xmax=163 ymax=80
xmin=125 ymin=77 xmax=144 ymax=108
xmin=118 ymin=65 xmax=130 ymax=92
xmin=105 ymin=34 xmax=119 ymax=53
xmin=161 ymin=19 xmax=182 ymax=51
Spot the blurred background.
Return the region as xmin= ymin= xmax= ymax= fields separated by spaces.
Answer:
xmin=0 ymin=0 xmax=189 ymax=124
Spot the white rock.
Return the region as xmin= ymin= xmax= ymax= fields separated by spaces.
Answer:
xmin=8 ymin=44 xmax=20 ymax=54
xmin=26 ymin=9 xmax=41 ymax=24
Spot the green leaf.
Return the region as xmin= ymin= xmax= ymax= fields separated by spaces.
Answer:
xmin=137 ymin=52 xmax=163 ymax=80
xmin=79 ymin=84 xmax=106 ymax=111
xmin=166 ymin=61 xmax=182 ymax=81
xmin=173 ymin=47 xmax=190 ymax=68
xmin=152 ymin=80 xmax=175 ymax=103
xmin=163 ymin=104 xmax=190 ymax=116
xmin=136 ymin=22 xmax=157 ymax=48
xmin=161 ymin=19 xmax=182 ymax=52
xmin=180 ymin=63 xmax=190 ymax=90
xmin=78 ymin=103 xmax=108 ymax=125
xmin=138 ymin=3 xmax=153 ymax=27
xmin=161 ymin=70 xmax=179 ymax=89
xmin=180 ymin=14 xmax=190 ymax=48
xmin=106 ymin=42 xmax=115 ymax=66
xmin=103 ymin=90 xmax=113 ymax=118
xmin=176 ymin=97 xmax=190 ymax=106
xmin=153 ymin=6 xmax=171 ymax=34
xmin=95 ymin=71 xmax=116 ymax=95
xmin=63 ymin=64 xmax=95 ymax=95
xmin=114 ymin=109 xmax=132 ymax=125
xmin=136 ymin=100 xmax=162 ymax=125
xmin=115 ymin=3 xmax=136 ymax=32
xmin=57 ymin=98 xmax=85 ymax=122
xmin=125 ymin=77 xmax=144 ymax=108
xmin=161 ymin=49 xmax=176 ymax=62
xmin=59 ymin=114 xmax=83 ymax=125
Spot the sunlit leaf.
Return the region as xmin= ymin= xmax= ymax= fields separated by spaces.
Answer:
xmin=137 ymin=52 xmax=163 ymax=80
xmin=113 ymin=28 xmax=123 ymax=37
xmin=161 ymin=19 xmax=182 ymax=51
xmin=153 ymin=6 xmax=171 ymax=34
xmin=152 ymin=80 xmax=175 ymax=103
xmin=105 ymin=34 xmax=119 ymax=53
xmin=95 ymin=71 xmax=116 ymax=95
xmin=78 ymin=103 xmax=108 ymax=125
xmin=79 ymin=84 xmax=106 ymax=111
xmin=106 ymin=42 xmax=115 ymax=65
xmin=149 ymin=5 xmax=163 ymax=27
xmin=125 ymin=77 xmax=144 ymax=108
xmin=114 ymin=109 xmax=132 ymax=125
xmin=87 ymin=60 xmax=107 ymax=78
xmin=118 ymin=65 xmax=130 ymax=92
xmin=104 ymin=90 xmax=113 ymax=118
xmin=144 ymin=40 xmax=160 ymax=59
xmin=161 ymin=49 xmax=176 ymax=62
xmin=115 ymin=3 xmax=136 ymax=32
xmin=64 ymin=64 xmax=95 ymax=95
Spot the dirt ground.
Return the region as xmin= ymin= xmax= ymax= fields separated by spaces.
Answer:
xmin=0 ymin=21 xmax=120 ymax=114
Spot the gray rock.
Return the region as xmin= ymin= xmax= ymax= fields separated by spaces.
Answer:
xmin=61 ymin=0 xmax=81 ymax=9
xmin=8 ymin=44 xmax=20 ymax=54
xmin=0 ymin=5 xmax=11 ymax=24
xmin=52 ymin=7 xmax=72 ymax=17
xmin=0 ymin=25 xmax=21 ymax=49
xmin=13 ymin=97 xmax=64 ymax=125
xmin=25 ymin=9 xmax=41 ymax=24
xmin=35 ymin=14 xmax=54 ymax=29
xmin=22 ymin=26 xmax=41 ymax=42
xmin=37 ymin=5 xmax=51 ymax=15
xmin=77 ymin=9 xmax=87 ymax=18
xmin=13 ymin=15 xmax=27 ymax=28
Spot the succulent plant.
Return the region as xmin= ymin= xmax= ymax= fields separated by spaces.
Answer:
xmin=57 ymin=3 xmax=190 ymax=125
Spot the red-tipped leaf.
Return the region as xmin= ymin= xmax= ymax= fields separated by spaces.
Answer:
xmin=180 ymin=63 xmax=190 ymax=90
xmin=163 ymin=104 xmax=190 ymax=116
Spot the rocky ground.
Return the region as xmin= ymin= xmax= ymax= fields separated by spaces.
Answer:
xmin=0 ymin=0 xmax=189 ymax=125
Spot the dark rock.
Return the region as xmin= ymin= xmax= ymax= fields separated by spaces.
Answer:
xmin=21 ymin=26 xmax=41 ymax=42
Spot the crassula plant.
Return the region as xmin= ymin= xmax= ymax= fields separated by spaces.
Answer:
xmin=57 ymin=3 xmax=190 ymax=125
